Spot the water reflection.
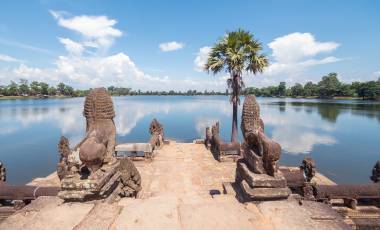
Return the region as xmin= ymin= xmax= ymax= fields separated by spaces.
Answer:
xmin=0 ymin=96 xmax=379 ymax=184
xmin=269 ymin=100 xmax=380 ymax=124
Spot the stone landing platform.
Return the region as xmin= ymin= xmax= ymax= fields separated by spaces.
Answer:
xmin=0 ymin=141 xmax=348 ymax=230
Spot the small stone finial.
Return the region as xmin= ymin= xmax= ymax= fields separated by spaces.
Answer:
xmin=211 ymin=122 xmax=220 ymax=136
xmin=58 ymin=136 xmax=70 ymax=161
xmin=205 ymin=127 xmax=212 ymax=149
xmin=0 ymin=161 xmax=6 ymax=182
xmin=300 ymin=157 xmax=316 ymax=182
xmin=57 ymin=136 xmax=71 ymax=180
xmin=149 ymin=119 xmax=165 ymax=149
xmin=149 ymin=119 xmax=164 ymax=136
xmin=370 ymin=160 xmax=380 ymax=183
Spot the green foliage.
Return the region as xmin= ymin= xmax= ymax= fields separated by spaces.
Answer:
xmin=48 ymin=87 xmax=57 ymax=95
xmin=360 ymin=81 xmax=380 ymax=100
xmin=63 ymin=85 xmax=74 ymax=96
xmin=57 ymin=82 xmax=66 ymax=95
xmin=304 ymin=81 xmax=318 ymax=97
xmin=205 ymin=29 xmax=268 ymax=103
xmin=318 ymin=73 xmax=341 ymax=98
xmin=338 ymin=83 xmax=354 ymax=97
xmin=18 ymin=79 xmax=30 ymax=95
xmin=7 ymin=81 xmax=19 ymax=96
xmin=107 ymin=86 xmax=131 ymax=96
xmin=1 ymin=72 xmax=379 ymax=100
xmin=30 ymin=81 xmax=40 ymax=95
xmin=278 ymin=82 xmax=286 ymax=97
xmin=205 ymin=29 xmax=268 ymax=75
xmin=290 ymin=83 xmax=304 ymax=97
xmin=205 ymin=29 xmax=269 ymax=142
xmin=39 ymin=82 xmax=49 ymax=95
xmin=244 ymin=72 xmax=380 ymax=100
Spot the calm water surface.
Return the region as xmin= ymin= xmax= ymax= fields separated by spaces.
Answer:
xmin=1 ymin=96 xmax=379 ymax=185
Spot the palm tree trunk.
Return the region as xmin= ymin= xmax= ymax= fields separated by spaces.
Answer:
xmin=231 ymin=99 xmax=238 ymax=142
xmin=231 ymin=74 xmax=239 ymax=143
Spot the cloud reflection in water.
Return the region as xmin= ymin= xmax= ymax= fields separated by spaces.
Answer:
xmin=0 ymin=97 xmax=344 ymax=155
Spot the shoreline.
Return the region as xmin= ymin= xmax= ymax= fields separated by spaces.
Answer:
xmin=0 ymin=95 xmax=377 ymax=101
xmin=0 ymin=95 xmax=72 ymax=100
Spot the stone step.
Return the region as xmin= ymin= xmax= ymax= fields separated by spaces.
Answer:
xmin=73 ymin=202 xmax=122 ymax=230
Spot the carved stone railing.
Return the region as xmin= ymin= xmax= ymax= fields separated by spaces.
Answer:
xmin=207 ymin=122 xmax=240 ymax=161
xmin=281 ymin=158 xmax=380 ymax=210
xmin=115 ymin=119 xmax=165 ymax=160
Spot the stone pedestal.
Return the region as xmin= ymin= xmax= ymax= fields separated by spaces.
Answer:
xmin=236 ymin=160 xmax=290 ymax=201
xmin=58 ymin=161 xmax=121 ymax=201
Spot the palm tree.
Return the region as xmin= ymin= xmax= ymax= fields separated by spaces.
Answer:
xmin=205 ymin=29 xmax=268 ymax=142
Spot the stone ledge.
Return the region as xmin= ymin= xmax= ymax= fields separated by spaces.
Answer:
xmin=237 ymin=161 xmax=287 ymax=188
xmin=240 ymin=180 xmax=290 ymax=201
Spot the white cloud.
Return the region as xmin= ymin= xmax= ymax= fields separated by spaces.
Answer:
xmin=248 ymin=32 xmax=343 ymax=87
xmin=0 ymin=54 xmax=23 ymax=62
xmin=194 ymin=46 xmax=211 ymax=72
xmin=159 ymin=41 xmax=184 ymax=52
xmin=272 ymin=128 xmax=336 ymax=154
xmin=268 ymin=32 xmax=339 ymax=64
xmin=50 ymin=10 xmax=122 ymax=50
xmin=195 ymin=117 xmax=219 ymax=138
xmin=10 ymin=64 xmax=59 ymax=83
xmin=300 ymin=56 xmax=341 ymax=66
xmin=261 ymin=103 xmax=337 ymax=154
xmin=53 ymin=52 xmax=171 ymax=88
xmin=374 ymin=70 xmax=380 ymax=77
xmin=1 ymin=11 xmax=154 ymax=89
xmin=58 ymin=37 xmax=84 ymax=56
xmin=192 ymin=33 xmax=343 ymax=88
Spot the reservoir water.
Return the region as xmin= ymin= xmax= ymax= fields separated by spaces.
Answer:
xmin=0 ymin=96 xmax=379 ymax=185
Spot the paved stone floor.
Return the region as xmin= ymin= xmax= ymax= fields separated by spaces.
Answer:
xmin=136 ymin=142 xmax=237 ymax=199
xmin=0 ymin=142 xmax=349 ymax=230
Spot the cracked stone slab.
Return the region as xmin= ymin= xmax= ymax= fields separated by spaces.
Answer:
xmin=0 ymin=197 xmax=94 ymax=230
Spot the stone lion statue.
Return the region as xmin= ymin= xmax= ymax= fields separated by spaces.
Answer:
xmin=241 ymin=95 xmax=281 ymax=176
xmin=78 ymin=87 xmax=117 ymax=173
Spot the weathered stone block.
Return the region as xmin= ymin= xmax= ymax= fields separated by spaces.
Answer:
xmin=237 ymin=161 xmax=287 ymax=188
xmin=242 ymin=149 xmax=265 ymax=174
xmin=115 ymin=143 xmax=153 ymax=154
xmin=59 ymin=161 xmax=120 ymax=200
xmin=240 ymin=180 xmax=290 ymax=201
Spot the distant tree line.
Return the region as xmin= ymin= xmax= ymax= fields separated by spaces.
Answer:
xmin=109 ymin=88 xmax=228 ymax=96
xmin=0 ymin=80 xmax=88 ymax=97
xmin=0 ymin=80 xmax=228 ymax=97
xmin=244 ymin=73 xmax=380 ymax=100
xmin=1 ymin=73 xmax=379 ymax=99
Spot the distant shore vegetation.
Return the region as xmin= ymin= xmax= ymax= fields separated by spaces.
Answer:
xmin=0 ymin=72 xmax=379 ymax=100
xmin=244 ymin=73 xmax=380 ymax=100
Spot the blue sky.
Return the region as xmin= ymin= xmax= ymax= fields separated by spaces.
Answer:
xmin=0 ymin=0 xmax=379 ymax=91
